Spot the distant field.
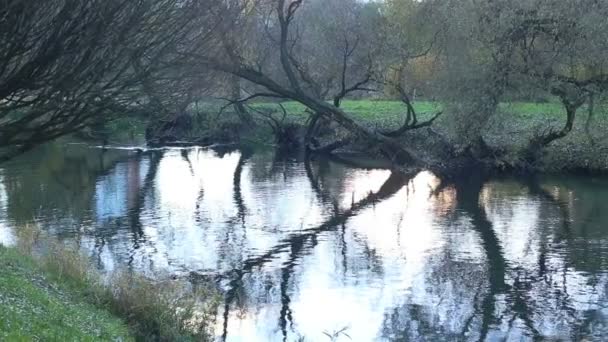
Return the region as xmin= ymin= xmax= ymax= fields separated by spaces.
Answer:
xmin=500 ymin=102 xmax=566 ymax=118
xmin=252 ymin=100 xmax=441 ymax=124
xmin=113 ymin=99 xmax=605 ymax=143
xmin=185 ymin=98 xmax=608 ymax=125
xmin=248 ymin=100 xmax=589 ymax=124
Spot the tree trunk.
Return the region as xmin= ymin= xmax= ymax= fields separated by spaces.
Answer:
xmin=585 ymin=93 xmax=596 ymax=145
xmin=304 ymin=113 xmax=322 ymax=149
xmin=230 ymin=75 xmax=254 ymax=126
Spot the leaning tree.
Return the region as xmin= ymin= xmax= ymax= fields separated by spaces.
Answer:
xmin=0 ymin=0 xmax=221 ymax=161
xmin=192 ymin=0 xmax=444 ymax=171
xmin=195 ymin=0 xmax=608 ymax=175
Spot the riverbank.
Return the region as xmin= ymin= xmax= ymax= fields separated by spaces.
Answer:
xmin=102 ymin=99 xmax=608 ymax=173
xmin=0 ymin=227 xmax=218 ymax=341
xmin=0 ymin=245 xmax=133 ymax=340
xmin=256 ymin=100 xmax=608 ymax=173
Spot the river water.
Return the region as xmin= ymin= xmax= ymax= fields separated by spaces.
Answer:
xmin=1 ymin=142 xmax=607 ymax=341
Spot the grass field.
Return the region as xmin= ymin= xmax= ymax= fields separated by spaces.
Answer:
xmin=253 ymin=99 xmax=570 ymax=118
xmin=116 ymin=99 xmax=598 ymax=138
xmin=253 ymin=100 xmax=442 ymax=123
xmin=0 ymin=245 xmax=133 ymax=341
xmin=247 ymin=99 xmax=591 ymax=128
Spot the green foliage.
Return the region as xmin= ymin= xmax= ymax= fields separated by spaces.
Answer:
xmin=100 ymin=99 xmax=608 ymax=173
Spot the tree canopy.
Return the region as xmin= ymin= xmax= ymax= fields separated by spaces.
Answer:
xmin=2 ymin=0 xmax=608 ymax=173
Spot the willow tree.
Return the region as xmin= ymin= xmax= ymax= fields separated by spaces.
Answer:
xmin=0 ymin=0 xmax=221 ymax=161
xmin=432 ymin=0 xmax=608 ymax=162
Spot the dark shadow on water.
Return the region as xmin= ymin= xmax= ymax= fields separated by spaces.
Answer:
xmin=232 ymin=148 xmax=253 ymax=226
xmin=454 ymin=179 xmax=508 ymax=341
xmin=125 ymin=150 xmax=164 ymax=266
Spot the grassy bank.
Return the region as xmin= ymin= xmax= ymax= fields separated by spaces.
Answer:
xmin=102 ymin=99 xmax=608 ymax=171
xmin=253 ymin=100 xmax=575 ymax=122
xmin=193 ymin=99 xmax=605 ymax=137
xmin=253 ymin=99 xmax=442 ymax=126
xmin=105 ymin=99 xmax=599 ymax=140
xmin=253 ymin=100 xmax=607 ymax=171
xmin=0 ymin=227 xmax=218 ymax=341
xmin=0 ymin=245 xmax=132 ymax=341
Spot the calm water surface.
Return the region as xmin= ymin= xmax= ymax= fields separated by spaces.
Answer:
xmin=1 ymin=142 xmax=608 ymax=341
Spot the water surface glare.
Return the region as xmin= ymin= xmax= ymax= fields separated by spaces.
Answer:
xmin=1 ymin=143 xmax=607 ymax=341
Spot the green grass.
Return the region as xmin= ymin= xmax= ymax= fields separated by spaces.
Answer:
xmin=499 ymin=101 xmax=567 ymax=119
xmin=252 ymin=99 xmax=443 ymax=124
xmin=106 ymin=99 xmax=591 ymax=139
xmin=250 ymin=99 xmax=605 ymax=129
xmin=0 ymin=245 xmax=133 ymax=341
xmin=1 ymin=224 xmax=218 ymax=341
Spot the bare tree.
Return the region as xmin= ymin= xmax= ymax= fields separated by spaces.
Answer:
xmin=0 ymin=0 xmax=221 ymax=161
xmin=190 ymin=0 xmax=437 ymax=171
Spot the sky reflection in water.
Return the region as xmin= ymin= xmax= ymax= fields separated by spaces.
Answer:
xmin=0 ymin=143 xmax=607 ymax=341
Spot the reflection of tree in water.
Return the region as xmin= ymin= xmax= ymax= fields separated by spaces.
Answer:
xmin=525 ymin=178 xmax=608 ymax=340
xmin=180 ymin=149 xmax=194 ymax=175
xmin=278 ymin=240 xmax=302 ymax=342
xmin=61 ymin=149 xmax=164 ymax=269
xmin=0 ymin=143 xmax=171 ymax=270
xmin=304 ymin=153 xmax=334 ymax=207
xmin=379 ymin=179 xmax=504 ymax=341
xmin=123 ymin=150 xmax=164 ymax=266
xmin=541 ymin=177 xmax=608 ymax=273
xmin=2 ymin=143 xmax=134 ymax=226
xmin=243 ymin=149 xmax=305 ymax=184
xmin=457 ymin=180 xmax=509 ymax=340
xmin=216 ymin=147 xmax=253 ymax=301
xmin=232 ymin=148 xmax=253 ymax=226
xmin=6 ymin=146 xmax=608 ymax=340
xmin=380 ymin=177 xmax=608 ymax=341
xmin=213 ymin=150 xmax=378 ymax=293
xmin=218 ymin=164 xmax=412 ymax=341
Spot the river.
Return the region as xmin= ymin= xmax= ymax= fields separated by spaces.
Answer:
xmin=0 ymin=142 xmax=607 ymax=341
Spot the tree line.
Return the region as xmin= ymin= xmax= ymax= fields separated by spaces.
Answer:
xmin=1 ymin=0 xmax=608 ymax=175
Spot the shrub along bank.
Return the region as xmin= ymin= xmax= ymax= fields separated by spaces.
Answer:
xmin=0 ymin=226 xmax=218 ymax=341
